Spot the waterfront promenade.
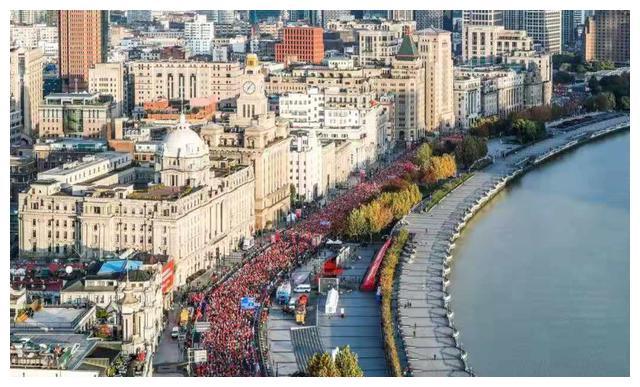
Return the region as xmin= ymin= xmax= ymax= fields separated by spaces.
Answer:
xmin=396 ymin=112 xmax=629 ymax=377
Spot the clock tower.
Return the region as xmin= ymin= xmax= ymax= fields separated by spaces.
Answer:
xmin=235 ymin=54 xmax=268 ymax=126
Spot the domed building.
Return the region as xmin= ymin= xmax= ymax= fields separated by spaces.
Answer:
xmin=155 ymin=114 xmax=212 ymax=188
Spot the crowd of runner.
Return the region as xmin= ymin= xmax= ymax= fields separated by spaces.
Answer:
xmin=190 ymin=148 xmax=417 ymax=376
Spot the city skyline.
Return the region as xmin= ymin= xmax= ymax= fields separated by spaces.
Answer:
xmin=7 ymin=6 xmax=632 ymax=380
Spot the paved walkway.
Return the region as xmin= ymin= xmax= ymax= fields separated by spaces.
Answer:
xmin=397 ymin=113 xmax=629 ymax=377
xmin=316 ymin=244 xmax=387 ymax=376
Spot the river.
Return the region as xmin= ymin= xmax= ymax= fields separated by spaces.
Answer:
xmin=449 ymin=130 xmax=630 ymax=376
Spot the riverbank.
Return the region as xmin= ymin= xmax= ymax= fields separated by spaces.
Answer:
xmin=396 ymin=112 xmax=629 ymax=376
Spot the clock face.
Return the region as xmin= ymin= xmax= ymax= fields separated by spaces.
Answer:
xmin=243 ymin=81 xmax=256 ymax=95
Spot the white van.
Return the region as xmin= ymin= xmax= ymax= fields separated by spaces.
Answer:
xmin=293 ymin=284 xmax=311 ymax=293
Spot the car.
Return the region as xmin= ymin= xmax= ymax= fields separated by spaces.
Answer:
xmin=171 ymin=326 xmax=180 ymax=339
xmin=293 ymin=284 xmax=311 ymax=293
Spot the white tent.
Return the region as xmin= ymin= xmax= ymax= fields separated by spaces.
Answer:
xmin=325 ymin=288 xmax=339 ymax=315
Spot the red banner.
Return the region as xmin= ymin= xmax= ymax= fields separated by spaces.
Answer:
xmin=162 ymin=259 xmax=175 ymax=294
xmin=360 ymin=238 xmax=392 ymax=292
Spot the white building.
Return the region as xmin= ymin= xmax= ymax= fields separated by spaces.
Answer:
xmin=453 ymin=73 xmax=482 ymax=130
xmin=37 ymin=152 xmax=132 ymax=185
xmin=289 ymin=130 xmax=324 ymax=202
xmin=279 ymin=87 xmax=389 ymax=168
xmin=185 ymin=14 xmax=215 ymax=56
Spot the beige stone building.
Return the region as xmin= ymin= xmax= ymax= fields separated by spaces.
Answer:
xmin=371 ymin=35 xmax=425 ymax=142
xmin=17 ymin=115 xmax=255 ymax=286
xmin=355 ymin=29 xmax=403 ymax=67
xmin=453 ymin=73 xmax=482 ymax=130
xmin=462 ymin=25 xmax=533 ymax=64
xmin=61 ymin=259 xmax=166 ymax=354
xmin=38 ymin=93 xmax=116 ymax=139
xmin=201 ymin=55 xmax=290 ymax=230
xmin=414 ymin=28 xmax=455 ymax=133
xmin=89 ymin=63 xmax=128 ymax=117
xmin=128 ymin=60 xmax=243 ymax=109
xmin=503 ymin=50 xmax=552 ymax=107
xmin=10 ymin=47 xmax=43 ymax=136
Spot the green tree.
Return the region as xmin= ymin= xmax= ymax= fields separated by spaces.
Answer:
xmin=454 ymin=136 xmax=488 ymax=169
xmin=334 ymin=346 xmax=364 ymax=377
xmin=414 ymin=143 xmax=432 ymax=169
xmin=619 ymin=96 xmax=630 ymax=111
xmin=554 ymin=71 xmax=575 ymax=84
xmin=306 ymin=352 xmax=340 ymax=377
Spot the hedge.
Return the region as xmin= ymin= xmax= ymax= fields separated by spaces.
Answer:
xmin=379 ymin=229 xmax=410 ymax=376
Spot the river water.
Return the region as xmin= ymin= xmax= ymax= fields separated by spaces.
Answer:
xmin=449 ymin=131 xmax=630 ymax=376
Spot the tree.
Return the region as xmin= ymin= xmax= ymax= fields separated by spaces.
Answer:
xmin=554 ymin=71 xmax=575 ymax=84
xmin=365 ymin=201 xmax=393 ymax=239
xmin=306 ymin=352 xmax=340 ymax=377
xmin=512 ymin=118 xmax=546 ymax=144
xmin=619 ymin=96 xmax=630 ymax=111
xmin=334 ymin=346 xmax=364 ymax=377
xmin=345 ymin=208 xmax=367 ymax=240
xmin=454 ymin=136 xmax=488 ymax=169
xmin=414 ymin=143 xmax=432 ymax=169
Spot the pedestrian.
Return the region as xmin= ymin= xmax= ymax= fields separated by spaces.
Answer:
xmin=433 ymin=354 xmax=436 ymax=360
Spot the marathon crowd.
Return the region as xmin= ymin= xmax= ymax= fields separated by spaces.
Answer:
xmin=190 ymin=148 xmax=417 ymax=376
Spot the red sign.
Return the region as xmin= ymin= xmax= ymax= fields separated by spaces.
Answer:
xmin=162 ymin=259 xmax=175 ymax=294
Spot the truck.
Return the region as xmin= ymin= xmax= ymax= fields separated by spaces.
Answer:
xmin=276 ymin=282 xmax=292 ymax=304
xmin=295 ymin=294 xmax=309 ymax=325
xmin=179 ymin=308 xmax=190 ymax=327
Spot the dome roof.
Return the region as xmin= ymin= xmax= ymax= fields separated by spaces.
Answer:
xmin=160 ymin=114 xmax=209 ymax=158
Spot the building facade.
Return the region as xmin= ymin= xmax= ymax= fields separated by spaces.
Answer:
xmin=128 ymin=61 xmax=243 ymax=108
xmin=593 ymin=10 xmax=630 ymax=64
xmin=462 ymin=25 xmax=533 ymax=64
xmin=58 ymin=11 xmax=109 ymax=91
xmin=10 ymin=47 xmax=43 ymax=136
xmin=201 ymin=55 xmax=290 ymax=230
xmin=275 ymin=26 xmax=325 ymax=65
xmin=38 ymin=93 xmax=116 ymax=139
xmin=88 ymin=63 xmax=128 ymax=117
xmin=18 ymin=116 xmax=255 ymax=287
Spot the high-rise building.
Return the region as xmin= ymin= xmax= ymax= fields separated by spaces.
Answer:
xmin=126 ymin=10 xmax=153 ymax=23
xmin=524 ymin=10 xmax=562 ymax=54
xmin=414 ymin=28 xmax=455 ymax=132
xmin=582 ymin=16 xmax=596 ymax=62
xmin=593 ymin=10 xmax=630 ymax=64
xmin=288 ymin=10 xmax=322 ymax=26
xmin=562 ymin=10 xmax=582 ymax=50
xmin=389 ymin=10 xmax=414 ymax=21
xmin=371 ymin=35 xmax=426 ymax=141
xmin=503 ymin=10 xmax=525 ymax=30
xmin=275 ymin=26 xmax=324 ymax=64
xmin=462 ymin=10 xmax=503 ymax=26
xmin=58 ymin=11 xmax=109 ymax=92
xmin=249 ymin=10 xmax=281 ymax=24
xmin=184 ymin=14 xmax=215 ymax=56
xmin=10 ymin=47 xmax=43 ymax=136
xmin=503 ymin=10 xmax=562 ymax=54
xmin=322 ymin=10 xmax=352 ymax=27
xmin=415 ymin=10 xmax=444 ymax=29
xmin=462 ymin=25 xmax=533 ymax=65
